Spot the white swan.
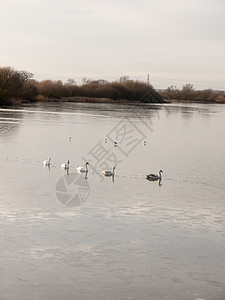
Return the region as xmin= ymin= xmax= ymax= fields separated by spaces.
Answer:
xmin=102 ymin=166 xmax=115 ymax=176
xmin=146 ymin=170 xmax=163 ymax=181
xmin=76 ymin=162 xmax=89 ymax=172
xmin=61 ymin=160 xmax=70 ymax=169
xmin=43 ymin=157 xmax=51 ymax=166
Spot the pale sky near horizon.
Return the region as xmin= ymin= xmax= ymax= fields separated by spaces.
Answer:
xmin=0 ymin=0 xmax=225 ymax=90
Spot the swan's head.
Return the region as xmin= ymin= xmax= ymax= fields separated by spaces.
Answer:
xmin=48 ymin=157 xmax=51 ymax=161
xmin=86 ymin=162 xmax=89 ymax=166
xmin=112 ymin=166 xmax=115 ymax=171
xmin=67 ymin=160 xmax=70 ymax=164
xmin=159 ymin=170 xmax=163 ymax=174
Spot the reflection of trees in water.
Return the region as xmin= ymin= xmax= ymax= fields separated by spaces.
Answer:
xmin=119 ymin=104 xmax=163 ymax=121
xmin=0 ymin=110 xmax=23 ymax=137
xmin=34 ymin=101 xmax=164 ymax=121
xmin=0 ymin=123 xmax=20 ymax=136
xmin=24 ymin=102 xmax=75 ymax=122
xmin=162 ymin=105 xmax=214 ymax=119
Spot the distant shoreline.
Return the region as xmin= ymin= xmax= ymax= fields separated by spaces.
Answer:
xmin=3 ymin=95 xmax=225 ymax=106
xmin=38 ymin=96 xmax=131 ymax=104
xmin=11 ymin=96 xmax=162 ymax=105
xmin=163 ymin=98 xmax=225 ymax=104
xmin=13 ymin=96 xmax=225 ymax=105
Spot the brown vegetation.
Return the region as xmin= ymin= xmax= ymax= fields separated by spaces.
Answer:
xmin=0 ymin=67 xmax=39 ymax=105
xmin=159 ymin=84 xmax=225 ymax=103
xmin=1 ymin=67 xmax=224 ymax=105
xmin=34 ymin=76 xmax=164 ymax=103
xmin=0 ymin=67 xmax=164 ymax=105
xmin=0 ymin=67 xmax=165 ymax=105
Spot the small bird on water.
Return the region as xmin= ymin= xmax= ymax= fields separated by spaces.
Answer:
xmin=43 ymin=157 xmax=51 ymax=166
xmin=102 ymin=166 xmax=115 ymax=176
xmin=61 ymin=160 xmax=70 ymax=169
xmin=146 ymin=170 xmax=163 ymax=181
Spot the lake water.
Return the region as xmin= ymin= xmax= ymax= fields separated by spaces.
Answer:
xmin=0 ymin=102 xmax=225 ymax=300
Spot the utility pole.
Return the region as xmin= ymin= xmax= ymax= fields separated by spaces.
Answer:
xmin=147 ymin=74 xmax=150 ymax=85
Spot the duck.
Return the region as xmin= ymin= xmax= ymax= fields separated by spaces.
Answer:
xmin=76 ymin=162 xmax=89 ymax=172
xmin=146 ymin=170 xmax=163 ymax=181
xmin=43 ymin=157 xmax=51 ymax=166
xmin=61 ymin=160 xmax=70 ymax=169
xmin=102 ymin=166 xmax=115 ymax=176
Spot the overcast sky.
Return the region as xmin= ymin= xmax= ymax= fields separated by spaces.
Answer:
xmin=0 ymin=0 xmax=225 ymax=89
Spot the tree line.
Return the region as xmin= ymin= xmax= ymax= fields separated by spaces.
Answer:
xmin=35 ymin=75 xmax=163 ymax=103
xmin=159 ymin=84 xmax=225 ymax=103
xmin=0 ymin=67 xmax=164 ymax=105
xmin=0 ymin=67 xmax=224 ymax=105
xmin=0 ymin=67 xmax=38 ymax=104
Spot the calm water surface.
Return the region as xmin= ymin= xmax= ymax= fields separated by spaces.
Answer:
xmin=0 ymin=102 xmax=225 ymax=300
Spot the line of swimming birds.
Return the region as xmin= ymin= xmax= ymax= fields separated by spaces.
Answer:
xmin=43 ymin=159 xmax=115 ymax=177
xmin=43 ymin=157 xmax=163 ymax=181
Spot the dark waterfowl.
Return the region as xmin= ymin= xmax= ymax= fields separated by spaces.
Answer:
xmin=146 ymin=170 xmax=163 ymax=181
